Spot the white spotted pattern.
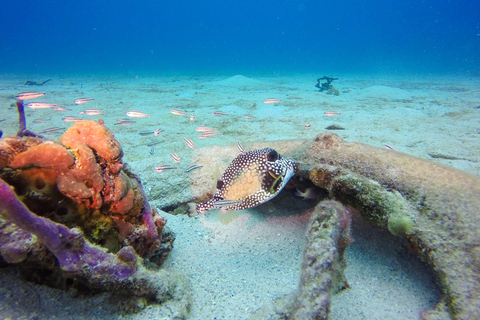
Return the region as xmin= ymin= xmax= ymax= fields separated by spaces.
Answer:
xmin=196 ymin=148 xmax=298 ymax=214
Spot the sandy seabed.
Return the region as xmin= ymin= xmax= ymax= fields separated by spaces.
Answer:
xmin=0 ymin=73 xmax=478 ymax=319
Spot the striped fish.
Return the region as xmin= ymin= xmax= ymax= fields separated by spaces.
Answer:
xmin=183 ymin=138 xmax=195 ymax=149
xmin=154 ymin=165 xmax=177 ymax=173
xmin=212 ymin=111 xmax=228 ymax=117
xmin=126 ymin=111 xmax=149 ymax=117
xmin=62 ymin=116 xmax=83 ymax=122
xmin=196 ymin=126 xmax=216 ymax=132
xmin=42 ymin=127 xmax=65 ymax=134
xmin=75 ymin=98 xmax=95 ymax=104
xmin=15 ymin=92 xmax=45 ymax=100
xmin=198 ymin=131 xmax=220 ymax=139
xmin=184 ymin=164 xmax=202 ymax=173
xmin=171 ymin=110 xmax=188 ymax=116
xmin=170 ymin=153 xmax=180 ymax=163
xmin=27 ymin=102 xmax=56 ymax=109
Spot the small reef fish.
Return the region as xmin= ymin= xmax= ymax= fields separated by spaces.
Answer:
xmin=75 ymin=98 xmax=95 ymax=104
xmin=384 ymin=145 xmax=399 ymax=151
xmin=184 ymin=164 xmax=202 ymax=173
xmin=183 ymin=138 xmax=195 ymax=149
xmin=199 ymin=131 xmax=220 ymax=136
xmin=264 ymin=99 xmax=281 ymax=104
xmin=154 ymin=165 xmax=177 ymax=173
xmin=170 ymin=153 xmax=180 ymax=163
xmin=62 ymin=116 xmax=83 ymax=122
xmin=139 ymin=131 xmax=154 ymax=136
xmin=115 ymin=122 xmax=134 ymax=126
xmin=15 ymin=91 xmax=45 ymax=100
xmin=198 ymin=134 xmax=214 ymax=139
xmin=171 ymin=110 xmax=188 ymax=116
xmin=244 ymin=115 xmax=255 ymax=119
xmin=79 ymin=109 xmax=104 ymax=115
xmin=27 ymin=102 xmax=56 ymax=109
xmin=33 ymin=119 xmax=49 ymax=124
xmin=117 ymin=118 xmax=135 ymax=123
xmin=196 ymin=126 xmax=216 ymax=132
xmin=190 ymin=114 xmax=195 ymax=121
xmin=305 ymin=123 xmax=311 ymax=130
xmin=146 ymin=141 xmax=162 ymax=146
xmin=198 ymin=131 xmax=220 ymax=139
xmin=324 ymin=111 xmax=340 ymax=116
xmin=295 ymin=187 xmax=321 ymax=201
xmin=126 ymin=111 xmax=149 ymax=117
xmin=154 ymin=128 xmax=162 ymax=136
xmin=236 ymin=142 xmax=246 ymax=154
xmin=42 ymin=127 xmax=65 ymax=134
xmin=196 ymin=147 xmax=298 ymax=214
xmin=53 ymin=106 xmax=71 ymax=111
xmin=212 ymin=111 xmax=228 ymax=117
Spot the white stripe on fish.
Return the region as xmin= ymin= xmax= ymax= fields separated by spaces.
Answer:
xmin=75 ymin=98 xmax=95 ymax=104
xmin=27 ymin=102 xmax=56 ymax=109
xmin=170 ymin=153 xmax=180 ymax=163
xmin=171 ymin=110 xmax=188 ymax=116
xmin=62 ymin=116 xmax=83 ymax=122
xmin=154 ymin=165 xmax=177 ymax=173
xmin=183 ymin=138 xmax=195 ymax=149
xmin=79 ymin=109 xmax=104 ymax=115
xmin=196 ymin=126 xmax=216 ymax=132
xmin=184 ymin=164 xmax=202 ymax=173
xmin=16 ymin=92 xmax=45 ymax=100
xmin=126 ymin=111 xmax=149 ymax=117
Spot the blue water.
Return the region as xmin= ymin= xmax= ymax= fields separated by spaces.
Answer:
xmin=1 ymin=0 xmax=479 ymax=75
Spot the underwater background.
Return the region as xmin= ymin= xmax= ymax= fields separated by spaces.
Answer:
xmin=1 ymin=1 xmax=480 ymax=320
xmin=1 ymin=0 xmax=479 ymax=76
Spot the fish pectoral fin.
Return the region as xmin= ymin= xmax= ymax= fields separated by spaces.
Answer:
xmin=218 ymin=210 xmax=239 ymax=225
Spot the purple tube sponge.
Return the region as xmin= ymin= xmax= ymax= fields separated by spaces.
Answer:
xmin=15 ymin=99 xmax=43 ymax=138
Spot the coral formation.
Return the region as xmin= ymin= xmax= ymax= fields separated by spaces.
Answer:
xmin=0 ymin=112 xmax=184 ymax=312
xmin=0 ymin=178 xmax=191 ymax=316
xmin=0 ymin=120 xmax=162 ymax=257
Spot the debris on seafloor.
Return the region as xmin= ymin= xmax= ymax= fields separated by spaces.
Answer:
xmin=191 ymin=134 xmax=480 ymax=320
xmin=24 ymin=79 xmax=51 ymax=86
xmin=315 ymin=76 xmax=340 ymax=95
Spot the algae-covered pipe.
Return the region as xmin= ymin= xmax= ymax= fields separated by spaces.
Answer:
xmin=301 ymin=132 xmax=480 ymax=320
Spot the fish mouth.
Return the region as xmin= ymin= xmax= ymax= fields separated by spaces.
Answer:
xmin=268 ymin=161 xmax=297 ymax=195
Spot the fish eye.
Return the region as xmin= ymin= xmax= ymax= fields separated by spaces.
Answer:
xmin=267 ymin=150 xmax=279 ymax=162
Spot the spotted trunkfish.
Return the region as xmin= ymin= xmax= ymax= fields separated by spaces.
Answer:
xmin=196 ymin=146 xmax=298 ymax=215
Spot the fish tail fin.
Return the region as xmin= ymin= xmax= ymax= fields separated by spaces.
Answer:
xmin=218 ymin=210 xmax=239 ymax=225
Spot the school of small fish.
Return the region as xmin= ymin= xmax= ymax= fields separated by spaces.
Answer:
xmin=11 ymin=89 xmax=349 ymax=223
